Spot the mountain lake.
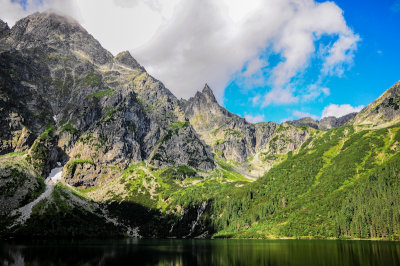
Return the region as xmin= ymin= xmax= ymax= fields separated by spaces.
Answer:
xmin=1 ymin=238 xmax=399 ymax=265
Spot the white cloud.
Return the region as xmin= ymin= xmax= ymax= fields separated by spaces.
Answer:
xmin=322 ymin=87 xmax=331 ymax=96
xmin=293 ymin=110 xmax=318 ymax=120
xmin=0 ymin=0 xmax=27 ymax=25
xmin=244 ymin=113 xmax=265 ymax=123
xmin=0 ymin=0 xmax=81 ymax=25
xmin=0 ymin=0 xmax=173 ymax=53
xmin=321 ymin=104 xmax=364 ymax=118
xmin=300 ymin=83 xmax=330 ymax=102
xmin=0 ymin=0 xmax=359 ymax=104
xmin=243 ymin=58 xmax=267 ymax=77
xmin=322 ymin=34 xmax=360 ymax=76
xmin=263 ymin=88 xmax=298 ymax=107
xmin=251 ymin=94 xmax=261 ymax=106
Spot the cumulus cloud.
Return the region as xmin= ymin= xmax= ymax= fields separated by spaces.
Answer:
xmin=322 ymin=34 xmax=360 ymax=76
xmin=300 ymin=84 xmax=330 ymax=102
xmin=0 ymin=0 xmax=175 ymax=53
xmin=244 ymin=113 xmax=265 ymax=123
xmin=321 ymin=104 xmax=364 ymax=118
xmin=251 ymin=95 xmax=261 ymax=106
xmin=1 ymin=0 xmax=359 ymax=104
xmin=263 ymin=88 xmax=298 ymax=107
xmin=0 ymin=0 xmax=80 ymax=25
xmin=136 ymin=0 xmax=360 ymax=101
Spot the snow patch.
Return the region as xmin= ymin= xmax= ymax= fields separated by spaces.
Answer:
xmin=48 ymin=166 xmax=63 ymax=183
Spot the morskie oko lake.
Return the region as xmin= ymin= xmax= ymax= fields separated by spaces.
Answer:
xmin=1 ymin=239 xmax=400 ymax=265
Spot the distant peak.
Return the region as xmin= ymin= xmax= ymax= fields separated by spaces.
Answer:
xmin=202 ymin=83 xmax=211 ymax=93
xmin=9 ymin=10 xmax=113 ymax=65
xmin=11 ymin=10 xmax=86 ymax=38
xmin=201 ymin=83 xmax=217 ymax=103
xmin=115 ymin=50 xmax=141 ymax=69
xmin=24 ymin=10 xmax=83 ymax=29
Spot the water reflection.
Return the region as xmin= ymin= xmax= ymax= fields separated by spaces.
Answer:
xmin=1 ymin=239 xmax=400 ymax=266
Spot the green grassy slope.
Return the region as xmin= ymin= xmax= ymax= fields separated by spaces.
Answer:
xmin=2 ymin=123 xmax=400 ymax=240
xmin=168 ymin=124 xmax=400 ymax=239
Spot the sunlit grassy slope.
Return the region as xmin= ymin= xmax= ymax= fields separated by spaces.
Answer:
xmin=76 ymin=122 xmax=400 ymax=239
xmin=2 ymin=123 xmax=400 ymax=239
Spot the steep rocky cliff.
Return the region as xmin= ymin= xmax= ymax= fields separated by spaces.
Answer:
xmin=0 ymin=11 xmax=360 ymax=184
xmin=0 ymin=12 xmax=214 ymax=187
xmin=182 ymin=84 xmax=313 ymax=178
xmin=1 ymin=11 xmax=400 ymax=241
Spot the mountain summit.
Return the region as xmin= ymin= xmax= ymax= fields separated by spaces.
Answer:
xmin=0 ymin=11 xmax=214 ymax=187
xmin=1 ymin=12 xmax=400 ymax=240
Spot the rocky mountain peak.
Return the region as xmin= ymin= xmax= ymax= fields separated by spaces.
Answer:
xmin=184 ymin=84 xmax=225 ymax=119
xmin=201 ymin=83 xmax=216 ymax=102
xmin=354 ymin=80 xmax=400 ymax=126
xmin=10 ymin=11 xmax=84 ymax=41
xmin=7 ymin=11 xmax=113 ymax=65
xmin=115 ymin=51 xmax=143 ymax=70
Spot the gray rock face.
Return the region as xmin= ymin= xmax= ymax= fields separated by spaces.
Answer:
xmin=0 ymin=19 xmax=9 ymax=39
xmin=149 ymin=122 xmax=214 ymax=170
xmin=182 ymin=84 xmax=260 ymax=162
xmin=4 ymin=11 xmax=390 ymax=187
xmin=0 ymin=11 xmax=214 ymax=186
xmin=115 ymin=51 xmax=143 ymax=70
xmin=182 ymin=84 xmax=309 ymax=165
xmin=287 ymin=113 xmax=357 ymax=130
xmin=353 ymin=81 xmax=400 ymax=126
xmin=319 ymin=113 xmax=357 ymax=130
xmin=6 ymin=11 xmax=113 ymax=65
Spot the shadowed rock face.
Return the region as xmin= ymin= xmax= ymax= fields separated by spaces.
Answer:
xmin=0 ymin=20 xmax=9 ymax=39
xmin=0 ymin=11 xmax=214 ymax=186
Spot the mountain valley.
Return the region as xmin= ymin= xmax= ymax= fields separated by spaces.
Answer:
xmin=1 ymin=11 xmax=400 ymax=240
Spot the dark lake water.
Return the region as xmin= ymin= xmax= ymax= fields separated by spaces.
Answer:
xmin=1 ymin=239 xmax=400 ymax=266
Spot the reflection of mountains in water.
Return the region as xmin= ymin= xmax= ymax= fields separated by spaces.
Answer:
xmin=1 ymin=239 xmax=400 ymax=266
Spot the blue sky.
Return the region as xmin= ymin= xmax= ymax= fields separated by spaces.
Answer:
xmin=224 ymin=0 xmax=400 ymax=122
xmin=4 ymin=0 xmax=400 ymax=123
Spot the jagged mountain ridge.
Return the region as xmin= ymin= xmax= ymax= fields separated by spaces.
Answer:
xmin=0 ymin=11 xmax=214 ymax=187
xmin=0 ymin=11 xmax=368 ymax=183
xmin=287 ymin=112 xmax=357 ymax=130
xmin=2 ymin=11 xmax=400 ymax=240
xmin=182 ymin=84 xmax=315 ymax=178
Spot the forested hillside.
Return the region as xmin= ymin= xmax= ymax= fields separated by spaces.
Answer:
xmin=1 ymin=12 xmax=400 ymax=240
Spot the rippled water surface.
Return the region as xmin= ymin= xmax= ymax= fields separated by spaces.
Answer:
xmin=1 ymin=239 xmax=400 ymax=265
